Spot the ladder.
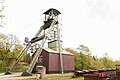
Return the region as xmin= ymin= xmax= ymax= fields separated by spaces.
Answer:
xmin=21 ymin=19 xmax=57 ymax=76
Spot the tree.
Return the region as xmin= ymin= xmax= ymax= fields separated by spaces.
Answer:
xmin=0 ymin=33 xmax=23 ymax=71
xmin=66 ymin=48 xmax=88 ymax=70
xmin=77 ymin=45 xmax=95 ymax=69
xmin=77 ymin=45 xmax=91 ymax=55
xmin=0 ymin=33 xmax=19 ymax=50
xmin=66 ymin=46 xmax=119 ymax=70
xmin=99 ymin=53 xmax=115 ymax=69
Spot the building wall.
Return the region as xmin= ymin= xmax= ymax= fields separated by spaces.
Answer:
xmin=63 ymin=54 xmax=74 ymax=72
xmin=48 ymin=53 xmax=60 ymax=73
xmin=33 ymin=49 xmax=49 ymax=73
xmin=41 ymin=49 xmax=49 ymax=72
xmin=34 ymin=49 xmax=75 ymax=74
xmin=48 ymin=52 xmax=74 ymax=73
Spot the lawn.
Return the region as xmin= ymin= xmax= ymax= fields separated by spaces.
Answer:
xmin=22 ymin=77 xmax=84 ymax=80
xmin=22 ymin=73 xmax=84 ymax=80
xmin=43 ymin=77 xmax=84 ymax=80
xmin=0 ymin=72 xmax=84 ymax=80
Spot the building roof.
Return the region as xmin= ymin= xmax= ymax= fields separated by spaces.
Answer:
xmin=43 ymin=48 xmax=74 ymax=55
xmin=43 ymin=8 xmax=61 ymax=16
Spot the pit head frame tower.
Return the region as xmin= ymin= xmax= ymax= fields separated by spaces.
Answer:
xmin=5 ymin=8 xmax=64 ymax=76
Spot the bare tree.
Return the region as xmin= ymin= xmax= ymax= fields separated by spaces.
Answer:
xmin=0 ymin=33 xmax=20 ymax=51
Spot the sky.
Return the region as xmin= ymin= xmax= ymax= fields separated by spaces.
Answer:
xmin=1 ymin=0 xmax=120 ymax=60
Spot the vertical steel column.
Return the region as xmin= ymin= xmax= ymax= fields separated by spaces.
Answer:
xmin=57 ymin=25 xmax=64 ymax=74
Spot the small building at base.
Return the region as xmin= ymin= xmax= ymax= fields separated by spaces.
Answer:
xmin=34 ymin=48 xmax=74 ymax=74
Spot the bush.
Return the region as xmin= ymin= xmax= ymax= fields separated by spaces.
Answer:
xmin=13 ymin=65 xmax=28 ymax=72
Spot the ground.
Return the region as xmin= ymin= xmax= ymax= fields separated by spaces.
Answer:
xmin=0 ymin=72 xmax=35 ymax=80
xmin=0 ymin=72 xmax=84 ymax=80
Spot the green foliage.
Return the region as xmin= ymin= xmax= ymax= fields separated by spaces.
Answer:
xmin=13 ymin=65 xmax=28 ymax=72
xmin=0 ymin=33 xmax=24 ymax=71
xmin=114 ymin=60 xmax=120 ymax=65
xmin=21 ymin=53 xmax=32 ymax=64
xmin=66 ymin=45 xmax=119 ymax=70
xmin=42 ymin=77 xmax=84 ymax=80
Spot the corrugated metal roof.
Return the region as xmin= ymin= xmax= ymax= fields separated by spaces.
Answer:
xmin=43 ymin=48 xmax=74 ymax=55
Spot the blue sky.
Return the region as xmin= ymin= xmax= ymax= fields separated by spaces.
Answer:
xmin=1 ymin=0 xmax=120 ymax=60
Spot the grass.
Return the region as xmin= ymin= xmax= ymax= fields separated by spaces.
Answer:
xmin=22 ymin=77 xmax=84 ymax=80
xmin=42 ymin=74 xmax=84 ymax=80
xmin=0 ymin=71 xmax=5 ymax=73
xmin=22 ymin=73 xmax=84 ymax=80
xmin=0 ymin=72 xmax=84 ymax=80
xmin=66 ymin=77 xmax=84 ymax=80
xmin=22 ymin=78 xmax=35 ymax=80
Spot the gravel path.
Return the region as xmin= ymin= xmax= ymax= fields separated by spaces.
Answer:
xmin=0 ymin=73 xmax=35 ymax=80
